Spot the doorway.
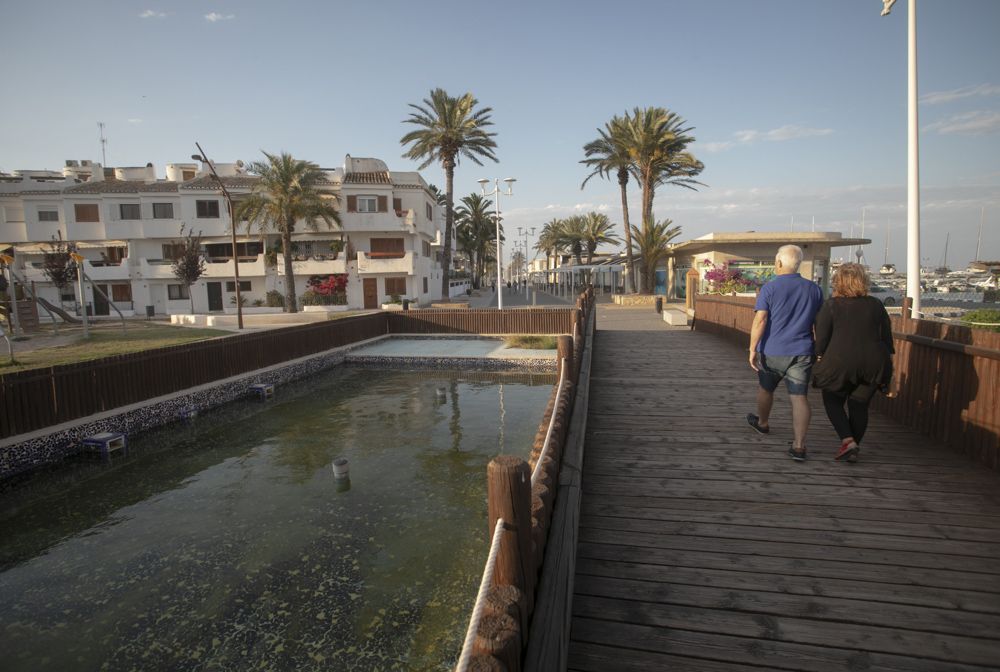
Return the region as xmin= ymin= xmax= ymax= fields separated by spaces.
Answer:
xmin=207 ymin=282 xmax=223 ymax=311
xmin=363 ymin=278 xmax=378 ymax=309
xmin=93 ymin=284 xmax=110 ymax=316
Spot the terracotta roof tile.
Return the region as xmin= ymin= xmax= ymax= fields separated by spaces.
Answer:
xmin=344 ymin=171 xmax=391 ymax=185
xmin=64 ymin=181 xmax=179 ymax=194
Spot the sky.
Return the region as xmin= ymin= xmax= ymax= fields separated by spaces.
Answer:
xmin=2 ymin=0 xmax=998 ymax=271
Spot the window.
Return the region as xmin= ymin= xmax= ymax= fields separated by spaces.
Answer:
xmin=225 ymin=281 xmax=252 ymax=292
xmin=205 ymin=242 xmax=262 ymax=259
xmin=422 ymin=241 xmax=432 ymax=257
xmin=162 ymin=243 xmax=185 ymax=260
xmin=119 ymin=203 xmax=141 ymax=220
xmin=370 ymin=238 xmax=405 ymax=258
xmin=393 ymin=198 xmax=402 ymax=213
xmin=423 ymin=277 xmax=428 ymax=293
xmin=426 ymin=203 xmax=433 ymax=220
xmin=111 ymin=284 xmax=132 ymax=302
xmin=196 ymin=200 xmax=220 ymax=218
xmin=38 ymin=209 xmax=59 ymax=222
xmin=74 ymin=203 xmax=100 ymax=222
xmin=358 ymin=196 xmax=378 ymax=213
xmin=385 ymin=277 xmax=407 ymax=296
xmin=168 ymin=284 xmax=189 ymax=300
xmin=152 ymin=202 xmax=174 ymax=219
xmin=182 ymin=170 xmax=196 ymax=181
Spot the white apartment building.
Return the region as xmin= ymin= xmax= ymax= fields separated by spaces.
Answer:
xmin=0 ymin=155 xmax=450 ymax=316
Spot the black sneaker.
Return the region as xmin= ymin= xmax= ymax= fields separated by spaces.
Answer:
xmin=787 ymin=446 xmax=807 ymax=462
xmin=746 ymin=413 xmax=769 ymax=434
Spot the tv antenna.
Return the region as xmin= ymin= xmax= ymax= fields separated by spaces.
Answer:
xmin=98 ymin=121 xmax=108 ymax=166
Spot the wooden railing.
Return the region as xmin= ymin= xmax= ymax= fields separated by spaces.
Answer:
xmin=0 ymin=309 xmax=579 ymax=441
xmin=692 ymin=294 xmax=1000 ymax=470
xmin=456 ymin=288 xmax=595 ymax=671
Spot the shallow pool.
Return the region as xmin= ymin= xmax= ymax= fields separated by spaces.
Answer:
xmin=0 ymin=366 xmax=555 ymax=671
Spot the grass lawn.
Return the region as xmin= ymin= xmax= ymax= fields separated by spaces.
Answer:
xmin=0 ymin=322 xmax=232 ymax=373
xmin=503 ymin=334 xmax=558 ymax=349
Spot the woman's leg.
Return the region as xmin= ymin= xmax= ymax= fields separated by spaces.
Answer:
xmin=847 ymin=398 xmax=870 ymax=444
xmin=821 ymin=390 xmax=853 ymax=441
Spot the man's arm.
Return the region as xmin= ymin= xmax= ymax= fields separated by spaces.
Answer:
xmin=749 ymin=310 xmax=767 ymax=371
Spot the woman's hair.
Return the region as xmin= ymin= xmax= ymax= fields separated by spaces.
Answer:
xmin=832 ymin=263 xmax=870 ymax=297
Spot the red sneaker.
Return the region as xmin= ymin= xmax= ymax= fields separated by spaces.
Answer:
xmin=835 ymin=440 xmax=859 ymax=462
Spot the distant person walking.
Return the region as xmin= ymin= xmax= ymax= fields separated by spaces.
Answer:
xmin=747 ymin=245 xmax=824 ymax=461
xmin=812 ymin=263 xmax=895 ymax=463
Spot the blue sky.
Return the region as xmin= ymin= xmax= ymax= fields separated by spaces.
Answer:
xmin=2 ymin=0 xmax=998 ymax=270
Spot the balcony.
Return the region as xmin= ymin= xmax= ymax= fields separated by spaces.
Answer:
xmin=201 ymin=255 xmax=267 ymax=278
xmin=139 ymin=258 xmax=177 ymax=279
xmin=139 ymin=219 xmax=186 ymax=239
xmin=83 ymin=259 xmax=130 ymax=281
xmin=357 ymin=250 xmax=415 ymax=275
xmin=274 ymin=254 xmax=348 ymax=276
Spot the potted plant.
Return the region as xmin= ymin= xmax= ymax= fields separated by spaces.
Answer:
xmin=329 ymin=240 xmax=345 ymax=260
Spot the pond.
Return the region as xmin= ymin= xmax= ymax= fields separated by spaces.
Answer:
xmin=0 ymin=366 xmax=555 ymax=671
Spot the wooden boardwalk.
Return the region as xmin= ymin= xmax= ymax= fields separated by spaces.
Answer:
xmin=568 ymin=305 xmax=1000 ymax=671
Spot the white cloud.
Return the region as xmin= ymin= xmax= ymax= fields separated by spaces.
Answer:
xmin=921 ymin=83 xmax=1000 ymax=105
xmin=734 ymin=130 xmax=759 ymax=144
xmin=127 ymin=118 xmax=142 ymax=124
xmin=139 ymin=9 xmax=166 ymax=19
xmin=924 ymin=111 xmax=1000 ymax=135
xmin=704 ymin=125 xmax=832 ymax=153
xmin=702 ymin=141 xmax=734 ymax=153
xmin=205 ymin=12 xmax=235 ymax=22
xmin=764 ymin=125 xmax=833 ymax=142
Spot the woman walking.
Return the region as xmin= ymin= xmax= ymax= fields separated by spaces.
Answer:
xmin=813 ymin=263 xmax=895 ymax=462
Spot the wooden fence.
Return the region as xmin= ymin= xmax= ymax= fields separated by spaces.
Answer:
xmin=692 ymin=294 xmax=1000 ymax=470
xmin=457 ymin=288 xmax=594 ymax=671
xmin=0 ymin=309 xmax=578 ymax=440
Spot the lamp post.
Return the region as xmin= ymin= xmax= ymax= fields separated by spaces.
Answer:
xmin=881 ymin=0 xmax=921 ymax=320
xmin=517 ymin=226 xmax=535 ymax=288
xmin=477 ymin=177 xmax=515 ymax=310
xmin=192 ymin=143 xmax=243 ymax=329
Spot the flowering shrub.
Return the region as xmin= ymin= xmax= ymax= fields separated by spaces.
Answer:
xmin=301 ymin=274 xmax=348 ymax=305
xmin=702 ymin=261 xmax=762 ymax=295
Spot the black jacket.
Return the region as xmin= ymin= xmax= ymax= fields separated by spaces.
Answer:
xmin=813 ymin=296 xmax=895 ymax=394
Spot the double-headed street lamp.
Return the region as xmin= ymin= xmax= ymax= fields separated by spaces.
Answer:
xmin=517 ymin=226 xmax=535 ymax=286
xmin=477 ymin=177 xmax=515 ymax=310
xmin=192 ymin=143 xmax=243 ymax=329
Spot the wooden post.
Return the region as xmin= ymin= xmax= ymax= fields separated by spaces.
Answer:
xmin=902 ymin=296 xmax=913 ymax=331
xmin=473 ymin=612 xmax=521 ymax=672
xmin=487 ymin=456 xmax=534 ymax=614
xmin=685 ymin=267 xmax=700 ymax=311
xmin=557 ymin=335 xmax=574 ymax=382
xmin=469 ymin=655 xmax=507 ymax=672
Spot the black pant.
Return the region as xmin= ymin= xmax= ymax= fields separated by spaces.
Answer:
xmin=821 ymin=389 xmax=870 ymax=444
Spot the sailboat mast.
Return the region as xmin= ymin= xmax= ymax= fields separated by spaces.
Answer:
xmin=976 ymin=207 xmax=984 ymax=262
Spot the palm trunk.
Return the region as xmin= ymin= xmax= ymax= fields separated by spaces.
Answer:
xmin=619 ymin=170 xmax=637 ymax=294
xmin=440 ymin=158 xmax=455 ymax=300
xmin=282 ymin=227 xmax=297 ymax=312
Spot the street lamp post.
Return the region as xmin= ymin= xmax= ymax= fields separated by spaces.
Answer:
xmin=477 ymin=177 xmax=515 ymax=310
xmin=881 ymin=0 xmax=921 ymax=319
xmin=517 ymin=226 xmax=535 ymax=289
xmin=192 ymin=143 xmax=243 ymax=329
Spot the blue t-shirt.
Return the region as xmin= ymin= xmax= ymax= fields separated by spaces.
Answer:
xmin=754 ymin=273 xmax=823 ymax=356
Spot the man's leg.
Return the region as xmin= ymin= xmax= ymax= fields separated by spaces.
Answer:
xmin=789 ymin=393 xmax=810 ymax=451
xmin=756 ymin=386 xmax=774 ymax=430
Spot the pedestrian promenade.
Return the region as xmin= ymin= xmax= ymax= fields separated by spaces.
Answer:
xmin=568 ymin=305 xmax=1000 ymax=671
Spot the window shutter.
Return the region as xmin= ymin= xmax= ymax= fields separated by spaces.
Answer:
xmin=377 ymin=196 xmax=388 ymax=212
xmin=393 ymin=198 xmax=402 ymax=212
xmin=347 ymin=195 xmax=357 ymax=212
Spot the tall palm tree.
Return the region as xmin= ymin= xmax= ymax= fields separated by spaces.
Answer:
xmin=630 ymin=218 xmax=683 ymax=295
xmin=454 ymin=193 xmax=495 ymax=289
xmin=581 ymin=115 xmax=637 ymax=293
xmin=623 ymin=107 xmax=704 ymax=234
xmin=237 ymin=151 xmax=340 ymax=312
xmin=401 ymin=89 xmax=498 ymax=298
xmin=580 ymin=211 xmax=620 ymax=265
xmin=555 ymin=215 xmax=587 ymax=266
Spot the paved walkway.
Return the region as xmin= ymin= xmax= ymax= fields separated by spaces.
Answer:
xmin=568 ymin=307 xmax=1000 ymax=671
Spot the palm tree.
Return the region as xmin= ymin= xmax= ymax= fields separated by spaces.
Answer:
xmin=535 ymin=218 xmax=563 ymax=284
xmin=580 ymin=211 xmax=620 ymax=265
xmin=554 ymin=215 xmax=587 ymax=266
xmin=581 ymin=115 xmax=637 ymax=292
xmin=630 ymin=218 xmax=683 ymax=294
xmin=401 ymin=89 xmax=498 ymax=299
xmin=454 ymin=193 xmax=495 ymax=289
xmin=237 ymin=151 xmax=340 ymax=312
xmin=623 ymin=107 xmax=704 ymax=235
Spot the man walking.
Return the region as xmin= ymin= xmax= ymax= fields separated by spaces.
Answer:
xmin=746 ymin=245 xmax=823 ymax=461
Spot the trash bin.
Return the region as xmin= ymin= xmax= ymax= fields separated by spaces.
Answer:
xmin=145 ymin=305 xmax=155 ymax=320
xmin=402 ymin=299 xmax=410 ymax=311
xmin=655 ymin=296 xmax=663 ymax=313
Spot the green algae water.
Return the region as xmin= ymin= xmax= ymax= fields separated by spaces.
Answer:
xmin=0 ymin=366 xmax=555 ymax=671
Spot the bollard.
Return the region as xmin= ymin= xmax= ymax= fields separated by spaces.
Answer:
xmin=655 ymin=296 xmax=663 ymax=314
xmin=686 ymin=267 xmax=700 ymax=311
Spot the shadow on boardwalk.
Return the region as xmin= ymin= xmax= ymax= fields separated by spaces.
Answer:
xmin=569 ymin=305 xmax=1000 ymax=671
